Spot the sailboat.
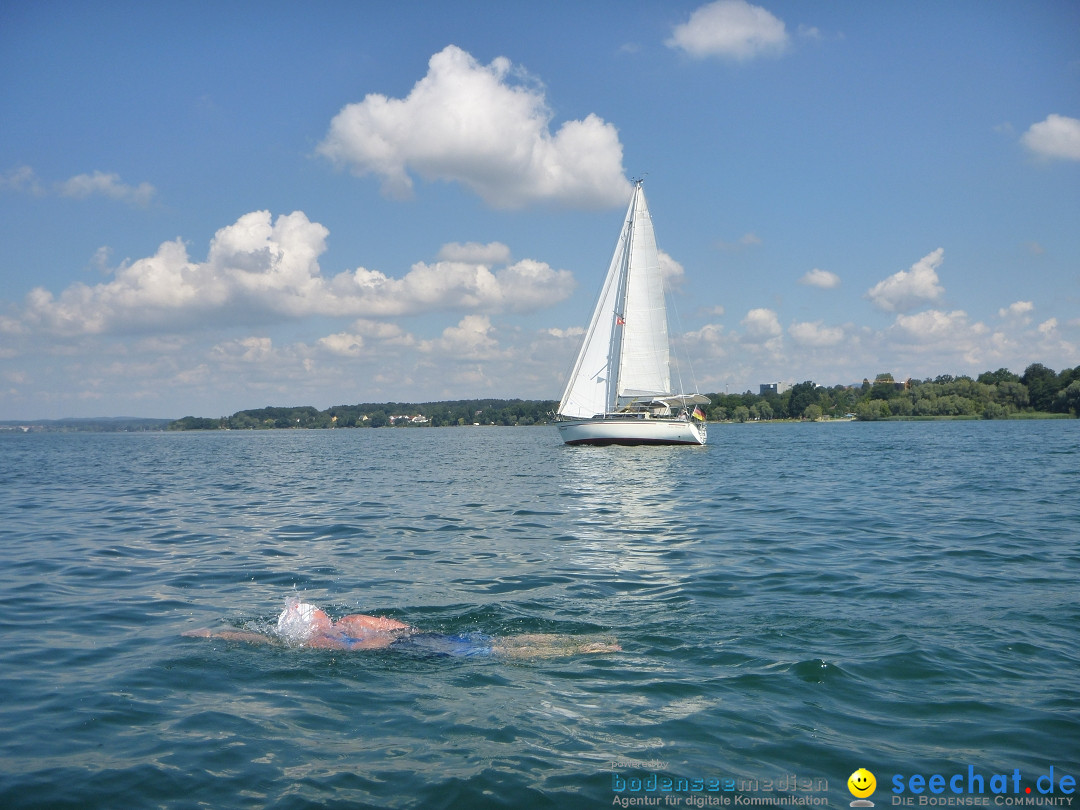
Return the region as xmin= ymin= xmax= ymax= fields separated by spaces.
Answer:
xmin=557 ymin=181 xmax=709 ymax=446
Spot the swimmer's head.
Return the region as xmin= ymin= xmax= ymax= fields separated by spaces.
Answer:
xmin=276 ymin=598 xmax=330 ymax=643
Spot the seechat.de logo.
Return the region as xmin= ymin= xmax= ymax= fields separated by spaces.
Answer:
xmin=849 ymin=768 xmax=877 ymax=807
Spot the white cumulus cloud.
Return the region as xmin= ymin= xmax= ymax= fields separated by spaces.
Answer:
xmin=683 ymin=322 xmax=731 ymax=358
xmin=317 ymin=332 xmax=367 ymax=358
xmin=13 ymin=210 xmax=575 ymax=336
xmin=337 ymin=256 xmax=575 ymax=317
xmin=1 ymin=165 xmax=155 ymax=206
xmin=666 ymin=0 xmax=790 ymax=61
xmin=799 ymin=268 xmax=840 ymax=289
xmin=866 ymin=248 xmax=946 ymax=312
xmin=741 ymin=307 xmax=782 ymax=342
xmin=421 ymin=314 xmax=502 ymax=360
xmin=58 ymin=171 xmax=156 ymax=206
xmin=437 ymin=241 xmax=512 ymax=264
xmin=886 ymin=309 xmax=996 ymax=368
xmin=210 ymin=336 xmax=275 ymax=364
xmin=318 ymin=320 xmax=416 ymax=359
xmin=0 ymin=165 xmax=45 ymax=196
xmin=789 ymin=320 xmax=844 ymax=347
xmin=659 ymin=249 xmax=686 ymax=290
xmin=893 ymin=309 xmax=972 ymax=341
xmin=998 ymin=300 xmax=1034 ymax=321
xmin=317 ymin=45 xmax=631 ymax=209
xmin=1021 ymin=114 xmax=1080 ymax=161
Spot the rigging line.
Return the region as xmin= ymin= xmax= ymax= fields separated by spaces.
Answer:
xmin=611 ymin=189 xmax=637 ymax=408
xmin=667 ymin=276 xmax=699 ymax=398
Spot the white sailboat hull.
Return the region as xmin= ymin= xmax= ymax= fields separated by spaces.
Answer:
xmin=558 ymin=417 xmax=706 ymax=446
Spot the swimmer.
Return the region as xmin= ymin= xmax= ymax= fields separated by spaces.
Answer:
xmin=183 ymin=598 xmax=621 ymax=659
xmin=183 ymin=598 xmax=413 ymax=650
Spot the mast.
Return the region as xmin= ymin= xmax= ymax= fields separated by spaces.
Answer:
xmin=607 ymin=181 xmax=639 ymax=412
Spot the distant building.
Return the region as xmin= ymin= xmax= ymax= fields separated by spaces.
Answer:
xmin=388 ymin=414 xmax=430 ymax=425
xmin=759 ymin=382 xmax=791 ymax=396
xmin=871 ymin=375 xmax=911 ymax=391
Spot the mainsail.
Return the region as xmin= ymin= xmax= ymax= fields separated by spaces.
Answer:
xmin=558 ymin=182 xmax=673 ymax=419
xmin=617 ymin=185 xmax=670 ymax=401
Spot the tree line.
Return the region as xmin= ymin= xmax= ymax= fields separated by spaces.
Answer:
xmin=705 ymin=363 xmax=1079 ymax=422
xmin=169 ymin=399 xmax=559 ymax=430
xmin=167 ymin=363 xmax=1080 ymax=430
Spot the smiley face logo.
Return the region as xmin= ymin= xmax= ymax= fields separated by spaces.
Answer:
xmin=848 ymin=768 xmax=877 ymax=799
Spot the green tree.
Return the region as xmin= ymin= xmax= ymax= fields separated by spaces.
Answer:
xmin=1058 ymin=380 xmax=1080 ymax=415
xmin=168 ymin=416 xmax=221 ymax=430
xmin=977 ymin=368 xmax=1021 ymax=386
xmin=787 ymin=381 xmax=819 ymax=418
xmin=1022 ymin=363 xmax=1059 ymax=411
xmin=993 ymin=381 xmax=1029 ymax=411
xmin=828 ymin=385 xmax=858 ymax=416
xmin=854 ymin=401 xmax=878 ymax=421
xmin=890 ymin=397 xmax=914 ymax=417
xmin=870 ymin=376 xmax=901 ymax=401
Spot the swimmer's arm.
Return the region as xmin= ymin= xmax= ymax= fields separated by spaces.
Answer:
xmin=336 ymin=614 xmax=413 ymax=633
xmin=182 ymin=628 xmax=274 ymax=644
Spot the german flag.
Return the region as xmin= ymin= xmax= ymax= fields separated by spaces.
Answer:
xmin=692 ymin=406 xmax=706 ymax=421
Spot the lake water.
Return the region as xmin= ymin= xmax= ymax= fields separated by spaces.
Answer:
xmin=1 ymin=421 xmax=1077 ymax=809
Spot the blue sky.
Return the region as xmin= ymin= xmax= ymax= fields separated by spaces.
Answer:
xmin=1 ymin=1 xmax=1078 ymax=419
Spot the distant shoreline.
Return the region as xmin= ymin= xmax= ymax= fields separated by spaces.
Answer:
xmin=0 ymin=418 xmax=173 ymax=433
xmin=3 ymin=412 xmax=1073 ymax=434
xmin=4 ymin=364 xmax=1078 ymax=431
